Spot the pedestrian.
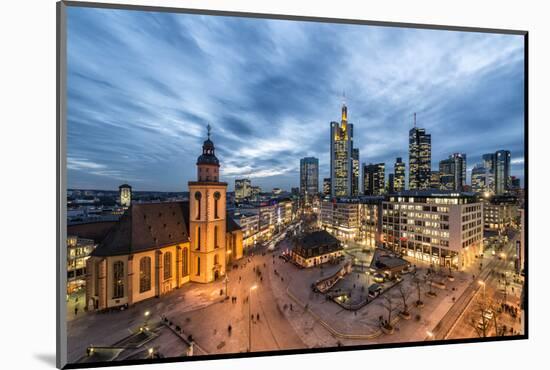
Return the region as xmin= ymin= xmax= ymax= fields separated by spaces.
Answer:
xmin=74 ymin=306 xmax=78 ymax=316
xmin=257 ymin=313 xmax=260 ymax=321
xmin=228 ymin=324 xmax=232 ymax=334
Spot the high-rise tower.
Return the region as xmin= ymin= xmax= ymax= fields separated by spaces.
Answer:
xmin=300 ymin=157 xmax=319 ymax=204
xmin=494 ymin=150 xmax=511 ymax=195
xmin=394 ymin=157 xmax=406 ymax=192
xmin=330 ymin=100 xmax=354 ymax=197
xmin=408 ymin=113 xmax=431 ymax=190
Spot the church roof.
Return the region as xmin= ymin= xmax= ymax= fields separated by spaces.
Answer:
xmin=92 ymin=201 xmax=242 ymax=257
xmin=226 ymin=215 xmax=241 ymax=233
xmin=92 ymin=201 xmax=190 ymax=257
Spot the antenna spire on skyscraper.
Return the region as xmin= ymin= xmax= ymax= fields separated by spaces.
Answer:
xmin=413 ymin=112 xmax=417 ymax=128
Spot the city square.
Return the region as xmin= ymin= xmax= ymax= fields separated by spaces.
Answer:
xmin=63 ymin=5 xmax=526 ymax=366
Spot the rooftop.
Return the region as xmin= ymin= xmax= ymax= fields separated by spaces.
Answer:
xmin=296 ymin=230 xmax=340 ymax=250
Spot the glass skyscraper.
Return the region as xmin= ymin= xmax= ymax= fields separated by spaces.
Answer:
xmin=439 ymin=153 xmax=467 ymax=191
xmin=330 ymin=103 xmax=354 ymax=197
xmin=394 ymin=157 xmax=406 ymax=192
xmin=495 ymin=150 xmax=511 ymax=195
xmin=363 ymin=163 xmax=385 ymax=195
xmin=352 ymin=148 xmax=360 ymax=197
xmin=408 ymin=117 xmax=431 ymax=190
xmin=300 ymin=157 xmax=319 ymax=204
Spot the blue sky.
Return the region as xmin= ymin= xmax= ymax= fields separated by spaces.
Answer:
xmin=66 ymin=7 xmax=525 ymax=192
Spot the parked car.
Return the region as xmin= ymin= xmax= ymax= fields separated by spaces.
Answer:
xmin=368 ymin=284 xmax=383 ymax=299
xmin=373 ymin=273 xmax=385 ymax=283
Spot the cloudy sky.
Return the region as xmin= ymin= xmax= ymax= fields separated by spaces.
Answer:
xmin=67 ymin=6 xmax=525 ymax=192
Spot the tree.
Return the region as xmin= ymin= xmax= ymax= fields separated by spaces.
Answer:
xmin=380 ymin=294 xmax=397 ymax=332
xmin=468 ymin=295 xmax=502 ymax=338
xmin=413 ymin=276 xmax=424 ymax=307
xmin=425 ymin=272 xmax=437 ymax=297
xmin=398 ymin=284 xmax=412 ymax=318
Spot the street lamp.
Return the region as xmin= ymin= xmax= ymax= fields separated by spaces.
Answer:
xmin=143 ymin=310 xmax=151 ymax=329
xmin=478 ymin=280 xmax=486 ymax=302
xmin=248 ymin=284 xmax=258 ymax=352
xmin=224 ymin=275 xmax=229 ymax=299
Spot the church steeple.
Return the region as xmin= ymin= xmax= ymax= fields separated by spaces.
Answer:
xmin=196 ymin=124 xmax=220 ymax=182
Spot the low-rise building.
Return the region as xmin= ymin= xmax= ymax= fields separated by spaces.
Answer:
xmin=320 ymin=197 xmax=382 ymax=247
xmin=67 ymin=235 xmax=96 ymax=294
xmin=483 ymin=194 xmax=518 ymax=231
xmin=233 ymin=210 xmax=260 ymax=249
xmin=291 ymin=230 xmax=344 ymax=268
xmin=381 ymin=191 xmax=483 ymax=269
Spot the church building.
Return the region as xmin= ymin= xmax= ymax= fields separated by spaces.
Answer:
xmin=85 ymin=126 xmax=243 ymax=311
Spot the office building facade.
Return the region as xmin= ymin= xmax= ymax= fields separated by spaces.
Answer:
xmin=408 ymin=122 xmax=431 ymax=190
xmin=381 ymin=191 xmax=483 ymax=269
xmin=363 ymin=163 xmax=386 ymax=196
xmin=300 ymin=157 xmax=319 ymax=204
xmin=330 ymin=103 xmax=354 ymax=197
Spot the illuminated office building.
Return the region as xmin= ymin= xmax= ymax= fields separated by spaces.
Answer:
xmin=408 ymin=114 xmax=431 ymax=190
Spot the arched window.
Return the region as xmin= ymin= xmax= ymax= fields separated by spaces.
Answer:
xmin=182 ymin=248 xmax=189 ymax=276
xmin=214 ymin=254 xmax=219 ymax=266
xmin=214 ymin=192 xmax=221 ymax=219
xmin=214 ymin=225 xmax=219 ymax=248
xmin=197 ymin=226 xmax=201 ymax=250
xmin=194 ymin=191 xmax=202 ymax=220
xmin=196 ymin=257 xmax=201 ymax=276
xmin=163 ymin=252 xmax=172 ymax=280
xmin=139 ymin=257 xmax=151 ymax=293
xmin=113 ymin=261 xmax=124 ymax=299
xmin=94 ymin=262 xmax=100 ymax=296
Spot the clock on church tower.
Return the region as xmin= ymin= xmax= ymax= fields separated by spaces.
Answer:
xmin=188 ymin=125 xmax=228 ymax=283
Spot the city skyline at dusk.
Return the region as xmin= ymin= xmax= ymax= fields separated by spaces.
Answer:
xmin=67 ymin=7 xmax=524 ymax=192
xmin=61 ymin=4 xmax=527 ymax=367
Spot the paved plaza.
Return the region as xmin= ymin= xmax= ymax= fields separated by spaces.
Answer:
xmin=68 ymin=227 xmax=524 ymax=363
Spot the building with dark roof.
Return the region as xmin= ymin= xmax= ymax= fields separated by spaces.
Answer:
xmin=291 ymin=230 xmax=343 ymax=268
xmin=85 ymin=126 xmax=243 ymax=311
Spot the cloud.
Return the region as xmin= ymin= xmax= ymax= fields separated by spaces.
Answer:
xmin=66 ymin=7 xmax=525 ymax=191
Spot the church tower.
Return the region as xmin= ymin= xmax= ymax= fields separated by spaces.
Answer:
xmin=189 ymin=125 xmax=227 ymax=283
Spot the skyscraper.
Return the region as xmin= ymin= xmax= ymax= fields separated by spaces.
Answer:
xmin=430 ymin=171 xmax=441 ymax=189
xmin=323 ymin=177 xmax=331 ymax=197
xmin=394 ymin=157 xmax=406 ymax=192
xmin=352 ymin=148 xmax=360 ymax=197
xmin=408 ymin=114 xmax=431 ymax=190
xmin=388 ymin=173 xmax=395 ymax=194
xmin=300 ymin=157 xmax=319 ymax=204
xmin=330 ymin=102 xmax=354 ymax=197
xmin=235 ymin=178 xmax=251 ymax=201
xmin=481 ymin=152 xmax=496 ymax=194
xmin=363 ymin=163 xmax=385 ymax=195
xmin=439 ymin=153 xmax=467 ymax=191
xmin=472 ymin=163 xmax=494 ymax=194
xmin=495 ymin=150 xmax=511 ymax=195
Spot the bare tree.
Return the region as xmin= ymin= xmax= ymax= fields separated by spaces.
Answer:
xmin=468 ymin=295 xmax=502 ymax=338
xmin=380 ymin=294 xmax=398 ymax=331
xmin=413 ymin=276 xmax=424 ymax=307
xmin=425 ymin=272 xmax=437 ymax=297
xmin=398 ymin=284 xmax=412 ymax=318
